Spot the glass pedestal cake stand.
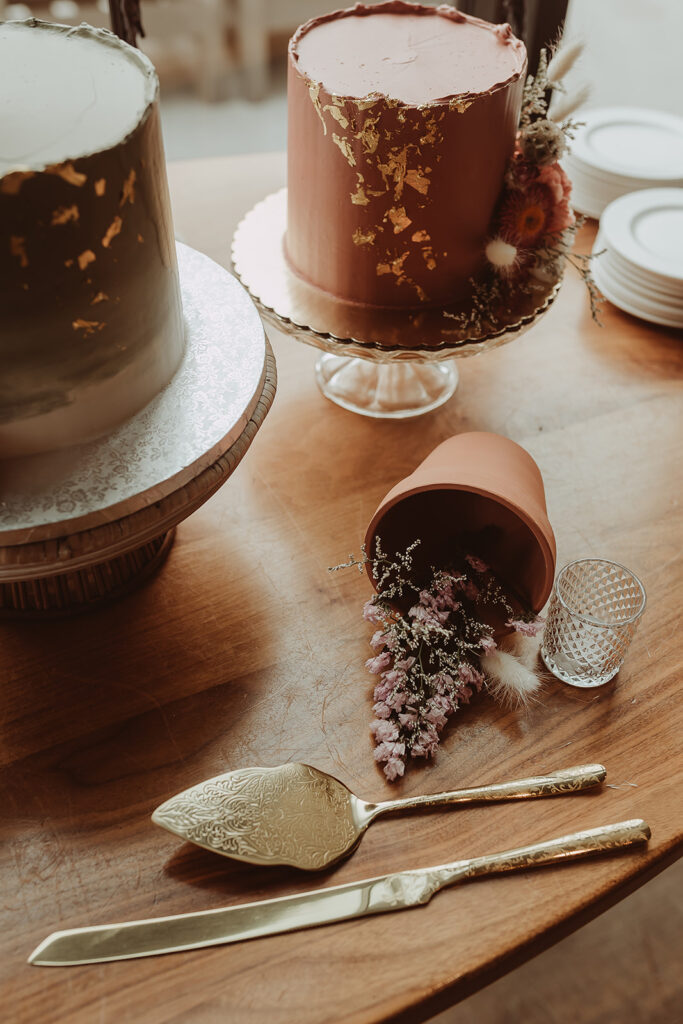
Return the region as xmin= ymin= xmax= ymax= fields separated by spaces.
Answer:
xmin=232 ymin=189 xmax=562 ymax=420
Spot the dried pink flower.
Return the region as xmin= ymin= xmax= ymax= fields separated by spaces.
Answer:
xmin=370 ymin=719 xmax=399 ymax=743
xmin=394 ymin=657 xmax=416 ymax=672
xmin=370 ymin=630 xmax=387 ymax=651
xmin=372 ymin=701 xmax=392 ymax=720
xmin=365 ymin=651 xmax=392 ymax=674
xmin=480 ymin=634 xmax=497 ymax=654
xmin=507 ymin=616 xmax=545 ymax=637
xmin=383 ymin=756 xmax=406 ymax=782
xmin=362 ymin=600 xmax=383 ymax=624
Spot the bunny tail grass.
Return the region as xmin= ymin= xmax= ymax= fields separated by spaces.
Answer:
xmin=482 ymin=648 xmax=542 ymax=708
xmin=547 ymin=38 xmax=585 ymax=84
xmin=550 ymin=83 xmax=591 ymax=123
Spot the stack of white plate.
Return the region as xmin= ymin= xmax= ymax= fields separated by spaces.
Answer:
xmin=592 ymin=188 xmax=683 ymax=328
xmin=564 ymin=107 xmax=683 ymax=219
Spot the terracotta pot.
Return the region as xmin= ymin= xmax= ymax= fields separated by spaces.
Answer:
xmin=364 ymin=432 xmax=556 ymax=625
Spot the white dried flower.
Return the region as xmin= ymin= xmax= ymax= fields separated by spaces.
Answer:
xmin=519 ymin=118 xmax=567 ymax=166
xmin=485 ymin=237 xmax=520 ymax=276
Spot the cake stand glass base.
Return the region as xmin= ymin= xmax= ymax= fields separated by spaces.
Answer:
xmin=315 ymin=354 xmax=459 ymax=419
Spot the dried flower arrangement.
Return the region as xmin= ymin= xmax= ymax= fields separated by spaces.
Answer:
xmin=331 ymin=540 xmax=544 ymax=782
xmin=484 ymin=39 xmax=603 ymax=322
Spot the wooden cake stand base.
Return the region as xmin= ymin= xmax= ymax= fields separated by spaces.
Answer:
xmin=0 ymin=243 xmax=276 ymax=616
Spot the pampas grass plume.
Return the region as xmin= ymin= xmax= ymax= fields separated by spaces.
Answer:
xmin=547 ymin=38 xmax=585 ymax=84
xmin=550 ymin=83 xmax=591 ymax=123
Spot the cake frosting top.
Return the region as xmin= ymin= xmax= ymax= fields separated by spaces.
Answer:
xmin=0 ymin=20 xmax=157 ymax=176
xmin=290 ymin=1 xmax=526 ymax=106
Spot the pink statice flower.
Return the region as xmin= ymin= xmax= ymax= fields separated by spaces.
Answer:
xmin=370 ymin=630 xmax=387 ymax=651
xmin=383 ymin=756 xmax=405 ymax=782
xmin=507 ymin=616 xmax=545 ymax=637
xmin=465 ymin=554 xmax=488 ymax=573
xmin=386 ymin=689 xmax=409 ymax=712
xmin=372 ymin=700 xmax=392 ymax=720
xmin=411 ymin=725 xmax=440 ymax=758
xmin=458 ymin=663 xmax=484 ymax=689
xmin=398 ymin=710 xmax=418 ymax=726
xmin=479 ymin=634 xmax=497 ymax=654
xmin=370 ymin=719 xmax=399 ymax=743
xmin=394 ymin=656 xmax=416 ymax=672
xmin=362 ymin=600 xmax=384 ymax=624
xmin=373 ymin=740 xmax=406 ymax=764
xmin=365 ymin=651 xmax=392 ymax=674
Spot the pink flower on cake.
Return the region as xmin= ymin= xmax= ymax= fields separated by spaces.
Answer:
xmin=537 ymin=163 xmax=574 ymax=234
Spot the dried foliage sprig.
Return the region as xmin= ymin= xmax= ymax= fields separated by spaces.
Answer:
xmin=484 ymin=38 xmax=601 ymax=321
xmin=331 ymin=540 xmax=544 ymax=781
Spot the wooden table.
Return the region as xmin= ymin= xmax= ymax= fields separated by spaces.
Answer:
xmin=2 ymin=153 xmax=682 ymax=1024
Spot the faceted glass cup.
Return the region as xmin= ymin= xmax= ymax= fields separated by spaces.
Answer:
xmin=541 ymin=559 xmax=646 ymax=688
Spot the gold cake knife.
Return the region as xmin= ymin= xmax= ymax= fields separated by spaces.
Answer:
xmin=29 ymin=819 xmax=650 ymax=967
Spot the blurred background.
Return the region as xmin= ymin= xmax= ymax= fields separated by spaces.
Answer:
xmin=0 ymin=0 xmax=681 ymax=161
xmin=0 ymin=0 xmax=679 ymax=1020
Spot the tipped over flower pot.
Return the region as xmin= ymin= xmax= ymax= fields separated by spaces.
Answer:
xmin=364 ymin=432 xmax=556 ymax=632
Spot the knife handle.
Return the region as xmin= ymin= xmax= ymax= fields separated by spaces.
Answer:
xmin=368 ymin=764 xmax=606 ymax=820
xmin=450 ymin=819 xmax=651 ymax=883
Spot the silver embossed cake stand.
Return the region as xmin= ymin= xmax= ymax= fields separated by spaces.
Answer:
xmin=232 ymin=189 xmax=561 ymax=419
xmin=0 ymin=243 xmax=276 ymax=616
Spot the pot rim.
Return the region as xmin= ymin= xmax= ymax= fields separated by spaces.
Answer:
xmin=364 ymin=480 xmax=556 ymax=610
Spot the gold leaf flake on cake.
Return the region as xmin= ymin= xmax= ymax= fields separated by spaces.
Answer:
xmin=1 ymin=170 xmax=35 ymax=195
xmin=448 ymin=97 xmax=473 ymax=114
xmin=120 ymin=169 xmax=136 ymax=206
xmin=72 ymin=318 xmax=105 ymax=336
xmin=355 ymin=114 xmax=381 ymax=154
xmin=307 ymin=81 xmax=327 ymax=134
xmin=422 ymin=246 xmax=437 ymax=270
xmin=137 ymin=233 xmax=144 ymax=243
xmin=77 ymin=249 xmax=96 ymax=270
xmin=9 ymin=236 xmax=28 ymax=268
xmin=411 ymin=229 xmax=430 ymax=242
xmin=47 ymin=162 xmax=87 ymax=187
xmin=376 ymin=251 xmax=427 ymax=302
xmin=323 ymin=104 xmax=349 ymax=129
xmin=90 ymin=292 xmax=109 ymax=305
xmin=405 ymin=168 xmax=431 ymax=195
xmin=377 ymin=146 xmax=408 ymax=200
xmin=94 ymin=178 xmax=106 ymax=196
xmin=350 ymin=174 xmax=370 ymax=205
xmin=51 ymin=205 xmax=79 ymax=226
xmin=352 ymin=227 xmax=376 ymax=246
xmin=332 ymin=133 xmax=356 ymax=166
xmin=355 ymin=96 xmax=379 ymax=111
xmin=387 ymin=206 xmax=412 ymax=234
xmin=102 ymin=216 xmax=123 ymax=248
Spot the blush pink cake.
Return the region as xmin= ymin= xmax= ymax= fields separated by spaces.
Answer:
xmin=286 ymin=2 xmax=527 ymax=311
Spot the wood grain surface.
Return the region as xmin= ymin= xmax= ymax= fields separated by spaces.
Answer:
xmin=1 ymin=153 xmax=681 ymax=1024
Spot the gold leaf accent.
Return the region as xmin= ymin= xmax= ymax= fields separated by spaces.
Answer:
xmin=448 ymin=98 xmax=473 ymax=114
xmin=324 ymin=104 xmax=349 ymax=129
xmin=72 ymin=318 xmax=105 ymax=336
xmin=355 ymin=96 xmax=379 ymax=111
xmin=1 ymin=170 xmax=35 ymax=195
xmin=308 ymin=81 xmax=327 ymax=135
xmin=422 ymin=247 xmax=437 ymax=270
xmin=9 ymin=236 xmax=28 ymax=268
xmin=91 ymin=292 xmax=109 ymax=305
xmin=387 ymin=206 xmax=412 ymax=234
xmin=352 ymin=228 xmax=376 ymax=246
xmin=355 ymin=114 xmax=381 ymax=154
xmin=64 ymin=259 xmax=74 ymax=268
xmin=137 ymin=233 xmax=144 ymax=243
xmin=94 ymin=178 xmax=106 ymax=196
xmin=102 ymin=216 xmax=123 ymax=248
xmin=46 ymin=162 xmax=87 ymax=186
xmin=51 ymin=205 xmax=79 ymax=226
xmin=377 ymin=146 xmax=408 ymax=200
xmin=405 ymin=168 xmax=431 ymax=194
xmin=120 ymin=169 xmax=136 ymax=206
xmin=411 ymin=229 xmax=430 ymax=242
xmin=332 ymin=133 xmax=356 ymax=166
xmin=77 ymin=249 xmax=96 ymax=270
xmin=350 ymin=174 xmax=370 ymax=206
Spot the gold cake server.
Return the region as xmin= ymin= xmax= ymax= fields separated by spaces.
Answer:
xmin=151 ymin=762 xmax=608 ymax=870
xmin=29 ymin=819 xmax=650 ymax=967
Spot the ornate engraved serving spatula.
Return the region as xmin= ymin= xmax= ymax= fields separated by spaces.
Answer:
xmin=152 ymin=762 xmax=607 ymax=870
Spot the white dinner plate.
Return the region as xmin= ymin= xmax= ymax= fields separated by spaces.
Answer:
xmin=599 ymin=189 xmax=683 ymax=283
xmin=593 ymin=260 xmax=683 ymax=328
xmin=571 ymin=108 xmax=683 ymax=181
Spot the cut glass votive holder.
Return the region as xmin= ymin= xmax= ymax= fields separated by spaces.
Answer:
xmin=541 ymin=558 xmax=647 ymax=688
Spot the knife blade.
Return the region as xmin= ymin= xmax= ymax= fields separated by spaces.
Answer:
xmin=29 ymin=819 xmax=650 ymax=967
